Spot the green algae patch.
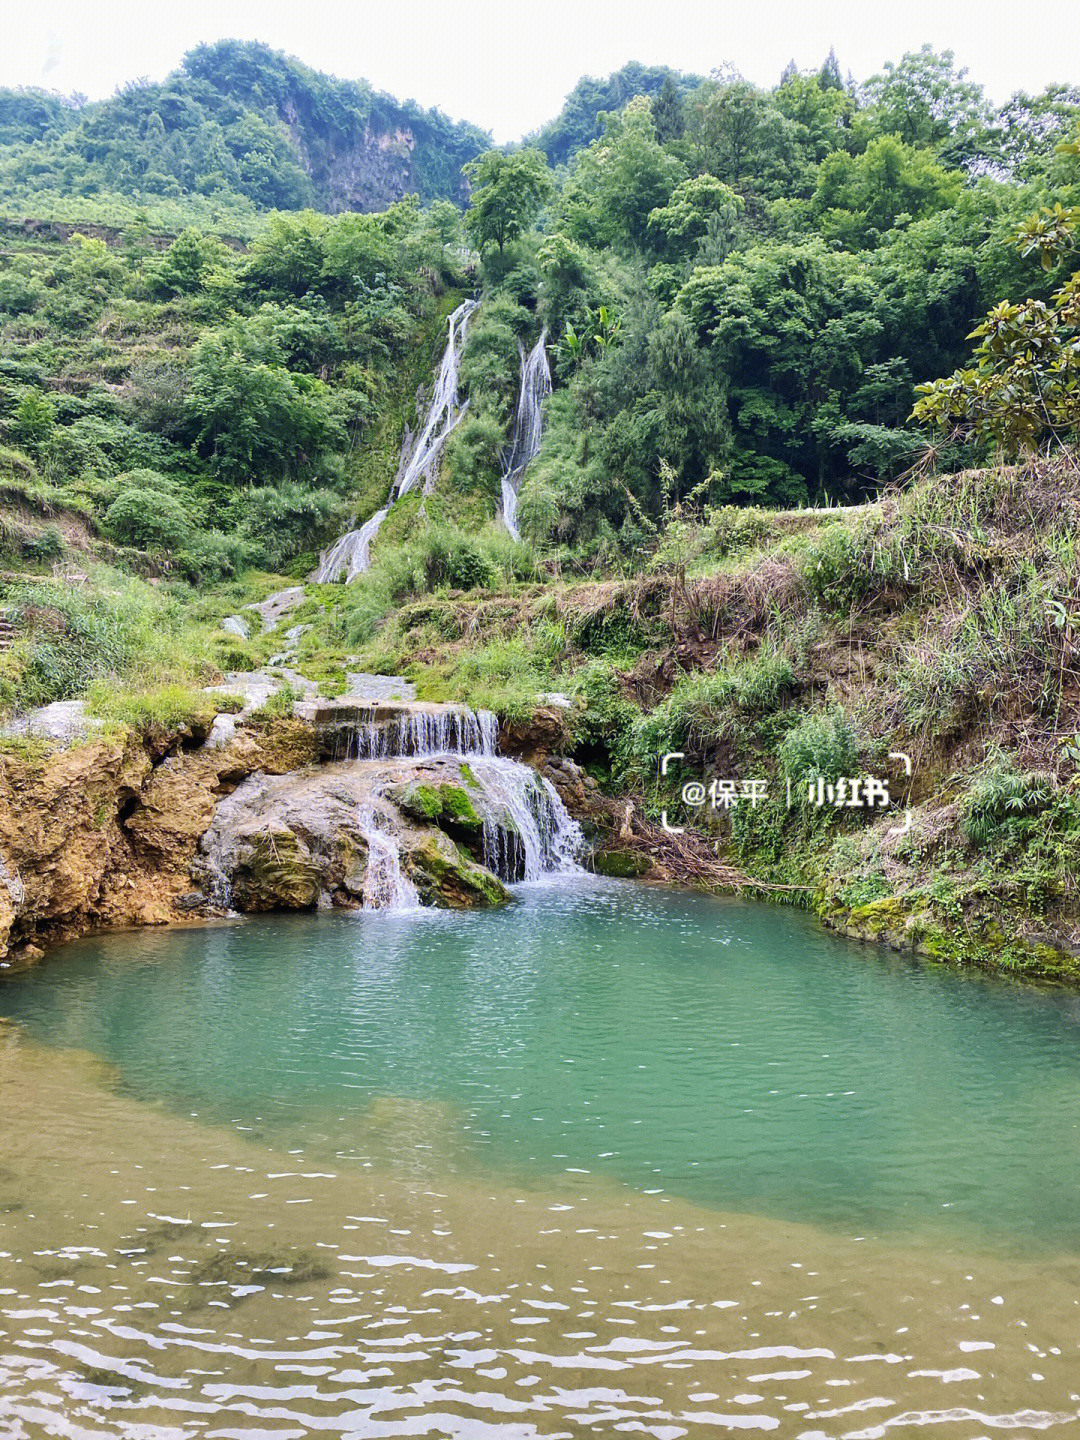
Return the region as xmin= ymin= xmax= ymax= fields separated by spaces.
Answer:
xmin=406 ymin=831 xmax=509 ymax=909
xmin=392 ymin=779 xmax=483 ymax=834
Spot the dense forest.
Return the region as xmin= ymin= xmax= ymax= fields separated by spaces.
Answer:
xmin=0 ymin=39 xmax=490 ymax=227
xmin=3 ymin=41 xmax=1077 ymax=576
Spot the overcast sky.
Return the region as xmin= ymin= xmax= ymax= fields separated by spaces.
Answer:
xmin=2 ymin=0 xmax=1077 ymax=142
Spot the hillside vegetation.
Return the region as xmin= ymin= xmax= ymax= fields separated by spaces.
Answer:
xmin=2 ymin=43 xmax=1080 ymax=975
xmin=0 ymin=40 xmax=489 ymax=229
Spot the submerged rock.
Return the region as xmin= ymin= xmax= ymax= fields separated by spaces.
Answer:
xmin=593 ymin=848 xmax=655 ymax=879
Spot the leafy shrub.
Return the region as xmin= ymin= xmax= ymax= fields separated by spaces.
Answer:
xmin=0 ymin=272 xmax=44 ymax=316
xmin=239 ymin=482 xmax=339 ymax=570
xmin=21 ymin=524 xmax=66 ymax=563
xmin=800 ymin=518 xmax=905 ymax=610
xmin=176 ymin=529 xmax=258 ymax=585
xmin=443 ymin=407 xmax=505 ymax=493
xmin=961 ymin=753 xmax=1053 ymax=849
xmin=779 ymin=706 xmax=862 ymax=785
xmin=104 ymin=488 xmax=192 ymax=549
xmin=703 ymin=505 xmax=772 ymax=558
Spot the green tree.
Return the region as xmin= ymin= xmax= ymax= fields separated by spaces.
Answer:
xmin=104 ymin=488 xmax=193 ymax=550
xmin=560 ymin=99 xmax=686 ymax=250
xmin=653 ymin=74 xmax=685 ymax=143
xmin=861 ymin=46 xmax=995 ymax=169
xmin=186 ymin=315 xmax=348 ymax=480
xmin=693 ymin=80 xmax=764 ymax=182
xmin=812 ymin=135 xmax=963 ymax=246
xmin=463 ymin=149 xmax=553 ymax=254
xmin=648 ymin=174 xmax=742 ymax=258
xmin=148 ymin=227 xmax=229 ymax=297
xmin=913 ymin=133 xmax=1080 ymax=455
xmin=818 ymin=48 xmax=844 ymax=92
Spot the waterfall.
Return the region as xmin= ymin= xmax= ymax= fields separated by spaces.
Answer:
xmin=312 ymin=299 xmax=478 ymax=584
xmin=468 ymin=757 xmax=583 ymax=882
xmin=312 ymin=507 xmax=389 ymax=585
xmin=355 ymin=804 xmax=420 ymax=912
xmin=346 ymin=701 xmax=582 ymax=901
xmin=500 ymin=331 xmax=551 ymax=542
xmin=343 ymin=704 xmax=498 ymax=761
xmin=396 ymin=298 xmax=478 ymax=498
xmin=197 ymin=699 xmax=582 ymax=916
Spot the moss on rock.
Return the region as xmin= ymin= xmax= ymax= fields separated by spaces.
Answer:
xmin=230 ymin=830 xmax=322 ymax=911
xmin=593 ymin=848 xmax=654 ymax=879
xmin=392 ymin=779 xmax=483 ymax=833
xmin=405 ymin=830 xmax=509 ymax=909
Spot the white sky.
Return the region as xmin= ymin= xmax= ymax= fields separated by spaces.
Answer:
xmin=2 ymin=0 xmax=1077 ymax=143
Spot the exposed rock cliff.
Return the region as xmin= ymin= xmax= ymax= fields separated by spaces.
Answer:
xmin=0 ymin=705 xmax=582 ymax=971
xmin=0 ymin=721 xmax=318 ymax=971
xmin=195 ymin=760 xmax=511 ymax=912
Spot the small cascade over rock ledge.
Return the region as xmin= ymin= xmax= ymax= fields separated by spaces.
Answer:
xmin=196 ymin=698 xmax=583 ymax=914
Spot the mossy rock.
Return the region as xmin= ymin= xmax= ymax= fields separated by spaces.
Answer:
xmin=822 ymin=888 xmax=1080 ymax=981
xmin=593 ymin=848 xmax=654 ymax=879
xmin=392 ymin=779 xmax=483 ymax=833
xmin=405 ymin=830 xmax=509 ymax=909
xmin=231 ymin=829 xmax=322 ymax=910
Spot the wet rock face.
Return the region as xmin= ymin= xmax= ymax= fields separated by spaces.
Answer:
xmin=195 ymin=760 xmax=513 ymax=913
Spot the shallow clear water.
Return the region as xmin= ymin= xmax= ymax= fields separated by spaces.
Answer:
xmin=3 ymin=879 xmax=1080 ymax=1435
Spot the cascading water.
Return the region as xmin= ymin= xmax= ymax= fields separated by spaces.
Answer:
xmin=468 ymin=756 xmax=583 ymax=882
xmin=342 ymin=704 xmax=498 ymax=761
xmin=500 ymin=331 xmax=551 ymax=542
xmin=313 ymin=299 xmax=478 ymax=583
xmin=396 ymin=298 xmax=478 ymax=498
xmin=345 ymin=700 xmax=582 ymax=905
xmin=311 ymin=507 xmax=389 ymax=585
xmin=355 ymin=804 xmax=420 ymax=912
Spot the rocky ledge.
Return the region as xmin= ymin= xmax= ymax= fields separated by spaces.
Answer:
xmin=0 ymin=698 xmax=591 ymax=971
xmin=193 ymin=759 xmax=515 ymax=912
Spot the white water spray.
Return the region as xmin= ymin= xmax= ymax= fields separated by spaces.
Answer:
xmin=355 ymin=804 xmax=420 ymax=911
xmin=468 ymin=755 xmax=583 ymax=882
xmin=313 ymin=299 xmax=478 ymax=583
xmin=345 ymin=701 xmax=582 ymax=904
xmin=501 ymin=331 xmax=551 ymax=541
xmin=344 ymin=704 xmax=498 ymax=761
xmin=397 ymin=298 xmax=478 ymax=498
xmin=312 ymin=507 xmax=389 ymax=585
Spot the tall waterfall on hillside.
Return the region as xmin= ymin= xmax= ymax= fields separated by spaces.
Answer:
xmin=313 ymin=298 xmax=478 ymax=583
xmin=501 ymin=331 xmax=551 ymax=542
xmin=396 ymin=298 xmax=478 ymax=498
xmin=311 ymin=506 xmax=390 ymax=586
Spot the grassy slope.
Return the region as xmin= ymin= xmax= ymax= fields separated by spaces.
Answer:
xmin=298 ymin=454 xmax=1080 ymax=980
